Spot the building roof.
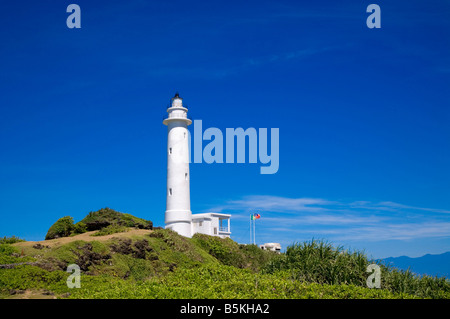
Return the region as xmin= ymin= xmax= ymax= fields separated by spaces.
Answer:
xmin=192 ymin=212 xmax=231 ymax=219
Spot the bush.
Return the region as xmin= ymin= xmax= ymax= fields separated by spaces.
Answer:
xmin=72 ymin=222 xmax=88 ymax=235
xmin=45 ymin=216 xmax=75 ymax=240
xmin=0 ymin=244 xmax=35 ymax=264
xmin=110 ymin=238 xmax=134 ymax=255
xmin=91 ymin=225 xmax=128 ymax=237
xmin=0 ymin=236 xmax=26 ymax=244
xmin=191 ymin=233 xmax=275 ymax=270
xmin=110 ymin=238 xmax=153 ymax=259
xmin=44 ymin=209 xmax=153 ymax=240
xmin=0 ymin=265 xmax=68 ymax=292
xmin=81 ymin=208 xmax=152 ymax=231
xmin=71 ymin=243 xmax=111 ymax=272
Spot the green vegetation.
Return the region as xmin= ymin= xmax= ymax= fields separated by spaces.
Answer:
xmin=91 ymin=225 xmax=128 ymax=237
xmin=45 ymin=216 xmax=75 ymax=240
xmin=263 ymin=240 xmax=370 ymax=285
xmin=44 ymin=208 xmax=153 ymax=240
xmin=263 ymin=239 xmax=450 ymax=299
xmin=2 ymin=218 xmax=449 ymax=299
xmin=0 ymin=236 xmax=25 ymax=245
xmin=81 ymin=208 xmax=152 ymax=231
xmin=0 ymin=263 xmax=413 ymax=299
xmin=192 ymin=233 xmax=273 ymax=271
xmin=0 ymin=244 xmax=35 ymax=264
xmin=72 ymin=222 xmax=87 ymax=235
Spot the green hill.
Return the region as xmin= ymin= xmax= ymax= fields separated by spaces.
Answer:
xmin=80 ymin=207 xmax=153 ymax=231
xmin=45 ymin=208 xmax=153 ymax=240
xmin=1 ymin=210 xmax=450 ymax=299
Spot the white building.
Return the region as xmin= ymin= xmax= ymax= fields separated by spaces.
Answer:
xmin=163 ymin=93 xmax=231 ymax=238
xmin=192 ymin=213 xmax=231 ymax=238
xmin=259 ymin=243 xmax=281 ymax=253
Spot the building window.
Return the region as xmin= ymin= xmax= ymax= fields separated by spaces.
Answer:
xmin=199 ymin=221 xmax=203 ymax=227
xmin=185 ymin=173 xmax=188 ymax=180
xmin=169 ymin=188 xmax=172 ymax=196
xmin=214 ymin=227 xmax=217 ymax=235
xmin=169 ymin=147 xmax=172 ymax=154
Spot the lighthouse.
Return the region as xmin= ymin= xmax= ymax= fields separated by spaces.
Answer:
xmin=163 ymin=93 xmax=193 ymax=237
xmin=163 ymin=93 xmax=231 ymax=238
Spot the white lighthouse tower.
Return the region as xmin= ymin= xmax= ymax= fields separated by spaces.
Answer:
xmin=163 ymin=93 xmax=193 ymax=237
xmin=162 ymin=93 xmax=231 ymax=238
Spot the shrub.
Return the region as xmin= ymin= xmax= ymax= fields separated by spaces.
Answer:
xmin=72 ymin=222 xmax=88 ymax=235
xmin=81 ymin=208 xmax=152 ymax=231
xmin=45 ymin=216 xmax=75 ymax=240
xmin=110 ymin=238 xmax=134 ymax=255
xmin=44 ymin=209 xmax=153 ymax=240
xmin=91 ymin=225 xmax=128 ymax=237
xmin=71 ymin=243 xmax=111 ymax=272
xmin=238 ymin=243 xmax=277 ymax=272
xmin=191 ymin=234 xmax=276 ymax=271
xmin=132 ymin=239 xmax=153 ymax=259
xmin=0 ymin=236 xmax=26 ymax=244
xmin=0 ymin=244 xmax=35 ymax=264
xmin=110 ymin=238 xmax=153 ymax=260
xmin=149 ymin=229 xmax=192 ymax=253
xmin=0 ymin=265 xmax=68 ymax=292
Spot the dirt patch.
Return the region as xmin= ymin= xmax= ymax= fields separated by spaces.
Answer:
xmin=13 ymin=228 xmax=153 ymax=249
xmin=7 ymin=289 xmax=57 ymax=299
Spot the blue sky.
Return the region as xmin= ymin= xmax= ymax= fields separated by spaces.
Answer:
xmin=0 ymin=0 xmax=449 ymax=259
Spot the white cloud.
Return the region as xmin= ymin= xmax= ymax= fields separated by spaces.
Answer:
xmin=333 ymin=222 xmax=450 ymax=242
xmin=349 ymin=200 xmax=450 ymax=215
xmin=208 ymin=195 xmax=334 ymax=214
xmin=207 ymin=195 xmax=450 ymax=243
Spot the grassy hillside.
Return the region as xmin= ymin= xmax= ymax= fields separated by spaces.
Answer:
xmin=45 ymin=208 xmax=153 ymax=240
xmin=1 ymin=215 xmax=449 ymax=299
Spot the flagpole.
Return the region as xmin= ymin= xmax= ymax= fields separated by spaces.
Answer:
xmin=253 ymin=217 xmax=256 ymax=245
xmin=249 ymin=214 xmax=252 ymax=245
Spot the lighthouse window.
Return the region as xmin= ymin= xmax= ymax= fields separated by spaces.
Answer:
xmin=184 ymin=132 xmax=186 ymax=139
xmin=169 ymin=188 xmax=172 ymax=196
xmin=185 ymin=173 xmax=188 ymax=180
xmin=169 ymin=147 xmax=172 ymax=154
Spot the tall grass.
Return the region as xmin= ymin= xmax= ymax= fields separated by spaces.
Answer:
xmin=263 ymin=239 xmax=450 ymax=298
xmin=381 ymin=264 xmax=450 ymax=298
xmin=264 ymin=239 xmax=371 ymax=286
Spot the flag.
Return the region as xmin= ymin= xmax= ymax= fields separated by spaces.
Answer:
xmin=251 ymin=213 xmax=261 ymax=220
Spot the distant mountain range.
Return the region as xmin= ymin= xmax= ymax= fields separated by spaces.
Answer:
xmin=380 ymin=251 xmax=450 ymax=279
